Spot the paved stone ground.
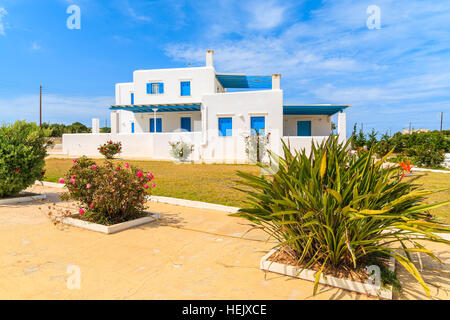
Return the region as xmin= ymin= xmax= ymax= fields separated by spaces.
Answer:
xmin=0 ymin=185 xmax=448 ymax=300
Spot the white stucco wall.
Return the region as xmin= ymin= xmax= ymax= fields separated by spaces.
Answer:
xmin=201 ymin=90 xmax=284 ymax=162
xmin=283 ymin=115 xmax=331 ymax=136
xmin=130 ymin=67 xmax=216 ymax=105
xmin=62 ymin=132 xmax=202 ymax=160
xmin=115 ymin=83 xmax=134 ymax=105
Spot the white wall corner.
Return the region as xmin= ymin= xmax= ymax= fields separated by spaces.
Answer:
xmin=92 ymin=118 xmax=100 ymax=134
xmin=337 ymin=112 xmax=346 ymax=143
xmin=111 ymin=112 xmax=119 ymax=134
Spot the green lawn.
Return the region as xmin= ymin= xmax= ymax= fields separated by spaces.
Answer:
xmin=44 ymin=158 xmax=450 ymax=223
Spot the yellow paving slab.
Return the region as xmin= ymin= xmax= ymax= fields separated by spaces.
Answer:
xmin=0 ymin=185 xmax=448 ymax=300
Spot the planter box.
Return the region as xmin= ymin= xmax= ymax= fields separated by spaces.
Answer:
xmin=260 ymin=249 xmax=395 ymax=299
xmin=60 ymin=212 xmax=160 ymax=234
xmin=0 ymin=192 xmax=46 ymax=205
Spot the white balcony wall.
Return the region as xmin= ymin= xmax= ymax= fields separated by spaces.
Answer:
xmin=281 ymin=136 xmax=329 ymax=155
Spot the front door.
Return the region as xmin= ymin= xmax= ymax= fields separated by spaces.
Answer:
xmin=150 ymin=118 xmax=162 ymax=132
xmin=297 ymin=121 xmax=311 ymax=136
xmin=180 ymin=117 xmax=191 ymax=132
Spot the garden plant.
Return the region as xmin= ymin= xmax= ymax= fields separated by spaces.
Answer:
xmin=0 ymin=120 xmax=49 ymax=198
xmin=53 ymin=156 xmax=155 ymax=225
xmin=169 ymin=139 xmax=194 ymax=162
xmin=233 ymin=136 xmax=450 ymax=296
xmin=98 ymin=140 xmax=122 ymax=159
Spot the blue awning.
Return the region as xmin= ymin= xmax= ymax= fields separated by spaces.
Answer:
xmin=216 ymin=74 xmax=272 ymax=89
xmin=283 ymin=105 xmax=350 ymax=115
xmin=109 ymin=103 xmax=201 ymax=113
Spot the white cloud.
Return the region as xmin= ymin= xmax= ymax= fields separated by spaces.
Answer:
xmin=30 ymin=41 xmax=41 ymax=51
xmin=0 ymin=7 xmax=7 ymax=36
xmin=244 ymin=0 xmax=287 ymax=30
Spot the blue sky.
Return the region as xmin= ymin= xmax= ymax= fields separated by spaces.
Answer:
xmin=0 ymin=0 xmax=449 ymax=136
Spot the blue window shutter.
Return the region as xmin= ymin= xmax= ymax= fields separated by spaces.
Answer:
xmin=130 ymin=93 xmax=134 ymax=105
xmin=149 ymin=119 xmax=154 ymax=132
xmin=219 ymin=118 xmax=232 ymax=136
xmin=156 ymin=118 xmax=162 ymax=132
xmin=250 ymin=117 xmax=265 ymax=135
xmin=146 ymin=83 xmax=152 ymax=94
xmin=159 ymin=83 xmax=164 ymax=94
xmin=181 ymin=81 xmax=191 ymax=96
xmin=131 ymin=122 xmax=135 ymax=133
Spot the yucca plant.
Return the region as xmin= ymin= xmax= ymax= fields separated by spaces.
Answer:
xmin=232 ymin=136 xmax=450 ymax=296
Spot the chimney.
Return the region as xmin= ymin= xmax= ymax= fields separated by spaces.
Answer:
xmin=271 ymin=74 xmax=281 ymax=90
xmin=206 ymin=50 xmax=214 ymax=68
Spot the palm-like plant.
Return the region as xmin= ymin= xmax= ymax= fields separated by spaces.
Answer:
xmin=233 ymin=136 xmax=449 ymax=296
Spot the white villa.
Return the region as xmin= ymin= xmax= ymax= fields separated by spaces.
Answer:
xmin=63 ymin=50 xmax=349 ymax=163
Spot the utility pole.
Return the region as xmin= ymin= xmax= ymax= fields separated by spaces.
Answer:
xmin=409 ymin=122 xmax=411 ymax=134
xmin=39 ymin=85 xmax=42 ymax=128
xmin=441 ymin=112 xmax=443 ymax=132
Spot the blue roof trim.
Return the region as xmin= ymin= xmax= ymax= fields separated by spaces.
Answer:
xmin=216 ymin=74 xmax=272 ymax=89
xmin=110 ymin=103 xmax=201 ymax=113
xmin=283 ymin=105 xmax=349 ymax=116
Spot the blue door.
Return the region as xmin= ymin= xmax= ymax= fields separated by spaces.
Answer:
xmin=180 ymin=117 xmax=191 ymax=132
xmin=131 ymin=122 xmax=135 ymax=133
xmin=150 ymin=118 xmax=162 ymax=132
xmin=250 ymin=117 xmax=265 ymax=135
xmin=297 ymin=121 xmax=311 ymax=136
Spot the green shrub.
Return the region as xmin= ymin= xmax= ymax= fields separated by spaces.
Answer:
xmin=98 ymin=140 xmax=122 ymax=159
xmin=0 ymin=121 xmax=49 ymax=197
xmin=233 ymin=136 xmax=449 ymax=296
xmin=407 ymin=145 xmax=445 ymax=168
xmin=58 ymin=157 xmax=155 ymax=225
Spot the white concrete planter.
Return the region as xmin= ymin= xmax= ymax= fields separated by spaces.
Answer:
xmin=260 ymin=249 xmax=395 ymax=299
xmin=60 ymin=212 xmax=160 ymax=234
xmin=0 ymin=193 xmax=46 ymax=205
xmin=148 ymin=195 xmax=240 ymax=213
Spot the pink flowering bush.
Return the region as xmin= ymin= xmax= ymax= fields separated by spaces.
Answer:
xmin=98 ymin=140 xmax=122 ymax=159
xmin=58 ymin=156 xmax=155 ymax=225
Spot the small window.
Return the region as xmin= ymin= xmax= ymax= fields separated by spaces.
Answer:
xmin=218 ymin=117 xmax=232 ymax=136
xmin=180 ymin=81 xmax=191 ymax=96
xmin=147 ymin=82 xmax=164 ymax=94
xmin=250 ymin=116 xmax=265 ymax=135
xmin=130 ymin=92 xmax=134 ymax=105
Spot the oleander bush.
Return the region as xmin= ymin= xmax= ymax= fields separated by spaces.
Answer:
xmin=233 ymin=136 xmax=450 ymax=296
xmin=57 ymin=157 xmax=155 ymax=225
xmin=98 ymin=140 xmax=122 ymax=159
xmin=0 ymin=121 xmax=49 ymax=198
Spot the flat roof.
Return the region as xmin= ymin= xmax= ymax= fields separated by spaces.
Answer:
xmin=283 ymin=105 xmax=350 ymax=115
